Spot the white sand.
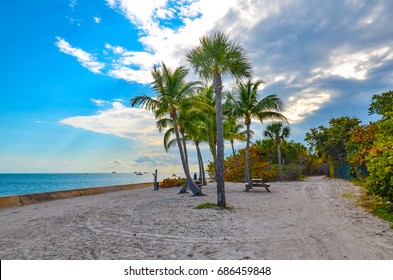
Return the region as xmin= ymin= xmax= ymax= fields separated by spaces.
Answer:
xmin=0 ymin=176 xmax=392 ymax=260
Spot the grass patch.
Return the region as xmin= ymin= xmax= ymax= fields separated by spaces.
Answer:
xmin=355 ymin=183 xmax=393 ymax=228
xmin=195 ymin=202 xmax=218 ymax=209
xmin=195 ymin=202 xmax=234 ymax=211
xmin=341 ymin=192 xmax=354 ymax=199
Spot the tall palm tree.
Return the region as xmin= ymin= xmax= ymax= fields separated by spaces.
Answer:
xmin=186 ymin=31 xmax=252 ymax=207
xmin=226 ymin=79 xmax=287 ymax=188
xmin=264 ymin=122 xmax=291 ymax=181
xmin=130 ymin=62 xmax=203 ymax=195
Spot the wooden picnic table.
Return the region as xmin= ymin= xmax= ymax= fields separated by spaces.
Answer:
xmin=245 ymin=178 xmax=271 ymax=192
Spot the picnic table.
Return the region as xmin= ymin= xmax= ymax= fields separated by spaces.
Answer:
xmin=245 ymin=178 xmax=271 ymax=192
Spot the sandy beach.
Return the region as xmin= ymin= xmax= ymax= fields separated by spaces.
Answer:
xmin=0 ymin=176 xmax=392 ymax=260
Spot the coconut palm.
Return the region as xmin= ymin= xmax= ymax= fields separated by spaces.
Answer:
xmin=186 ymin=31 xmax=252 ymax=207
xmin=264 ymin=122 xmax=291 ymax=181
xmin=130 ymin=62 xmax=203 ymax=195
xmin=226 ymin=79 xmax=287 ymax=188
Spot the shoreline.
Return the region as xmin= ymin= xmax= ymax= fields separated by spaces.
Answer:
xmin=0 ymin=182 xmax=153 ymax=208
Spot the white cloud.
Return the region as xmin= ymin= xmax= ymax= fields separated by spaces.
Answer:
xmin=283 ymin=90 xmax=332 ymax=123
xmin=90 ymin=98 xmax=108 ymax=107
xmin=69 ymin=0 xmax=77 ymax=10
xmin=55 ymin=37 xmax=105 ymax=74
xmin=108 ymin=66 xmax=153 ymax=84
xmin=59 ymin=101 xmax=162 ymax=146
xmin=93 ymin=16 xmax=102 ymax=23
xmin=100 ymin=0 xmax=241 ymax=83
xmin=311 ymin=46 xmax=393 ymax=81
xmin=58 ymin=0 xmax=285 ymax=84
xmin=57 ymin=0 xmax=393 ymax=134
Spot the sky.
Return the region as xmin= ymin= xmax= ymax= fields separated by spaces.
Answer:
xmin=1 ymin=0 xmax=392 ymax=173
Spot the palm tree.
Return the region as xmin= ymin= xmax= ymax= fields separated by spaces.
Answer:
xmin=130 ymin=62 xmax=203 ymax=195
xmin=226 ymin=80 xmax=287 ymax=188
xmin=186 ymin=31 xmax=252 ymax=207
xmin=264 ymin=122 xmax=291 ymax=181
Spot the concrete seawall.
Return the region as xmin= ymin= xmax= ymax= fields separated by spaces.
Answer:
xmin=0 ymin=182 xmax=153 ymax=208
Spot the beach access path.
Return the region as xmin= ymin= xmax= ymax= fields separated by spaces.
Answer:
xmin=0 ymin=176 xmax=392 ymax=259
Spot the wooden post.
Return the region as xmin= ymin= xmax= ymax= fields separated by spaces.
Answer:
xmin=153 ymin=169 xmax=159 ymax=190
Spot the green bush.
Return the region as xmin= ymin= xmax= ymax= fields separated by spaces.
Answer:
xmin=282 ymin=164 xmax=304 ymax=181
xmin=366 ymin=143 xmax=393 ymax=201
xmin=365 ymin=113 xmax=393 ymax=201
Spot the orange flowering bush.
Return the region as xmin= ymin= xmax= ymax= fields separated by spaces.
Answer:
xmin=159 ymin=177 xmax=186 ymax=188
xmin=207 ymin=145 xmax=279 ymax=182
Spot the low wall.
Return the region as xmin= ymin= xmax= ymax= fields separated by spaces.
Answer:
xmin=0 ymin=182 xmax=153 ymax=208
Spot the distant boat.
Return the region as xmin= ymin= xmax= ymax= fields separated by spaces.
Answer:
xmin=112 ymin=172 xmax=116 ymax=173
xmin=136 ymin=172 xmax=143 ymax=175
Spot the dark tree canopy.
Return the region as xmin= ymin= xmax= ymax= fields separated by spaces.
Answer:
xmin=368 ymin=90 xmax=393 ymax=117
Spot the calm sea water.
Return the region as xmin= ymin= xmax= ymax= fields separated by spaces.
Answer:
xmin=0 ymin=173 xmax=177 ymax=197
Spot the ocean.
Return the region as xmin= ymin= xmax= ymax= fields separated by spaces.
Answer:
xmin=0 ymin=172 xmax=179 ymax=197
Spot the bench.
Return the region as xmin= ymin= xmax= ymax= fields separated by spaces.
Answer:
xmin=245 ymin=178 xmax=271 ymax=192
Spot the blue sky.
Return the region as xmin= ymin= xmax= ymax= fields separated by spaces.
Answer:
xmin=1 ymin=0 xmax=392 ymax=173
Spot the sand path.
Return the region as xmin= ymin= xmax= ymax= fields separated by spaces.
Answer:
xmin=0 ymin=176 xmax=392 ymax=259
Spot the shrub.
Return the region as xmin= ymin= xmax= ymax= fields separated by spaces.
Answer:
xmin=282 ymin=164 xmax=304 ymax=181
xmin=366 ymin=143 xmax=393 ymax=201
xmin=303 ymin=155 xmax=329 ymax=176
xmin=365 ymin=113 xmax=393 ymax=201
xmin=159 ymin=177 xmax=186 ymax=188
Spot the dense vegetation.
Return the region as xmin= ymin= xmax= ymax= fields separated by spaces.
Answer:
xmin=305 ymin=90 xmax=393 ymax=202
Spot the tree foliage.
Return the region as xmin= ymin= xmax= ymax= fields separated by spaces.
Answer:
xmin=365 ymin=91 xmax=393 ymax=201
xmin=368 ymin=90 xmax=393 ymax=117
xmin=305 ymin=116 xmax=361 ymax=167
xmin=306 ymin=90 xmax=393 ymax=202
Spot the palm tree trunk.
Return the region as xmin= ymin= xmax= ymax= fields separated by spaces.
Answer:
xmin=231 ymin=140 xmax=239 ymax=167
xmin=245 ymin=123 xmax=251 ymax=188
xmin=195 ymin=142 xmax=207 ymax=185
xmin=213 ymin=73 xmax=226 ymax=207
xmin=173 ymin=116 xmax=202 ymax=195
xmin=181 ymin=130 xmax=189 ymax=168
xmin=196 ymin=142 xmax=202 ymax=181
xmin=277 ymin=140 xmax=283 ymax=181
xmin=269 ymin=151 xmax=273 ymax=169
xmin=208 ymin=131 xmax=217 ymax=163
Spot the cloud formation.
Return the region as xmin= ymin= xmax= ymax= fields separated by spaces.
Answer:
xmin=93 ymin=16 xmax=102 ymax=24
xmin=59 ymin=100 xmax=162 ymax=146
xmin=56 ymin=0 xmax=393 ymax=127
xmin=55 ymin=37 xmax=105 ymax=74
